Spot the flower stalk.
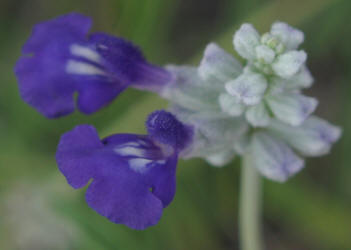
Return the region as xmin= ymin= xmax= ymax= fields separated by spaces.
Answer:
xmin=239 ymin=154 xmax=263 ymax=250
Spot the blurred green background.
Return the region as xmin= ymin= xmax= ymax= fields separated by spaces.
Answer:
xmin=0 ymin=0 xmax=350 ymax=249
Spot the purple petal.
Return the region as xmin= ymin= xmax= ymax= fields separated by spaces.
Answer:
xmin=146 ymin=154 xmax=177 ymax=207
xmin=86 ymin=177 xmax=163 ymax=230
xmin=56 ymin=125 xmax=103 ymax=188
xmin=146 ymin=110 xmax=194 ymax=152
xmin=22 ymin=13 xmax=92 ymax=54
xmin=15 ymin=51 xmax=76 ymax=118
xmin=75 ymin=77 xmax=127 ymax=114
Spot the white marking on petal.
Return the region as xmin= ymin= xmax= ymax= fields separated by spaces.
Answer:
xmin=113 ymin=142 xmax=168 ymax=173
xmin=114 ymin=146 xmax=147 ymax=157
xmin=115 ymin=142 xmax=140 ymax=148
xmin=70 ymin=44 xmax=101 ymax=63
xmin=66 ymin=60 xmax=106 ymax=76
xmin=128 ymin=159 xmax=166 ymax=173
xmin=128 ymin=159 xmax=153 ymax=173
xmin=155 ymin=160 xmax=166 ymax=164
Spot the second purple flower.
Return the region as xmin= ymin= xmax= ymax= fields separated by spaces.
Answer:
xmin=56 ymin=110 xmax=193 ymax=229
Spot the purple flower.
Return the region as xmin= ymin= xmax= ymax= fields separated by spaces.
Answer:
xmin=15 ymin=13 xmax=172 ymax=118
xmin=56 ymin=110 xmax=193 ymax=229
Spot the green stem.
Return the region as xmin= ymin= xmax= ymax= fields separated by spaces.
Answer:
xmin=239 ymin=154 xmax=263 ymax=250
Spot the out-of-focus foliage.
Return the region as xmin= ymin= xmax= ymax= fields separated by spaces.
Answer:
xmin=0 ymin=0 xmax=350 ymax=249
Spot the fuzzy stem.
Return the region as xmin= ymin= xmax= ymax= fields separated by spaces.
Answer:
xmin=239 ymin=154 xmax=263 ymax=250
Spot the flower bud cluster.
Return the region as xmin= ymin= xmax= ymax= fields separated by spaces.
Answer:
xmin=225 ymin=22 xmax=315 ymax=128
xmin=162 ymin=22 xmax=341 ymax=182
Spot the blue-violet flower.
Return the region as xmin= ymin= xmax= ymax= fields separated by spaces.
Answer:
xmin=15 ymin=13 xmax=172 ymax=118
xmin=56 ymin=110 xmax=193 ymax=229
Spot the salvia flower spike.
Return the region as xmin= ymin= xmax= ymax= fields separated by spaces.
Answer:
xmin=161 ymin=22 xmax=341 ymax=182
xmin=14 ymin=13 xmax=342 ymax=231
